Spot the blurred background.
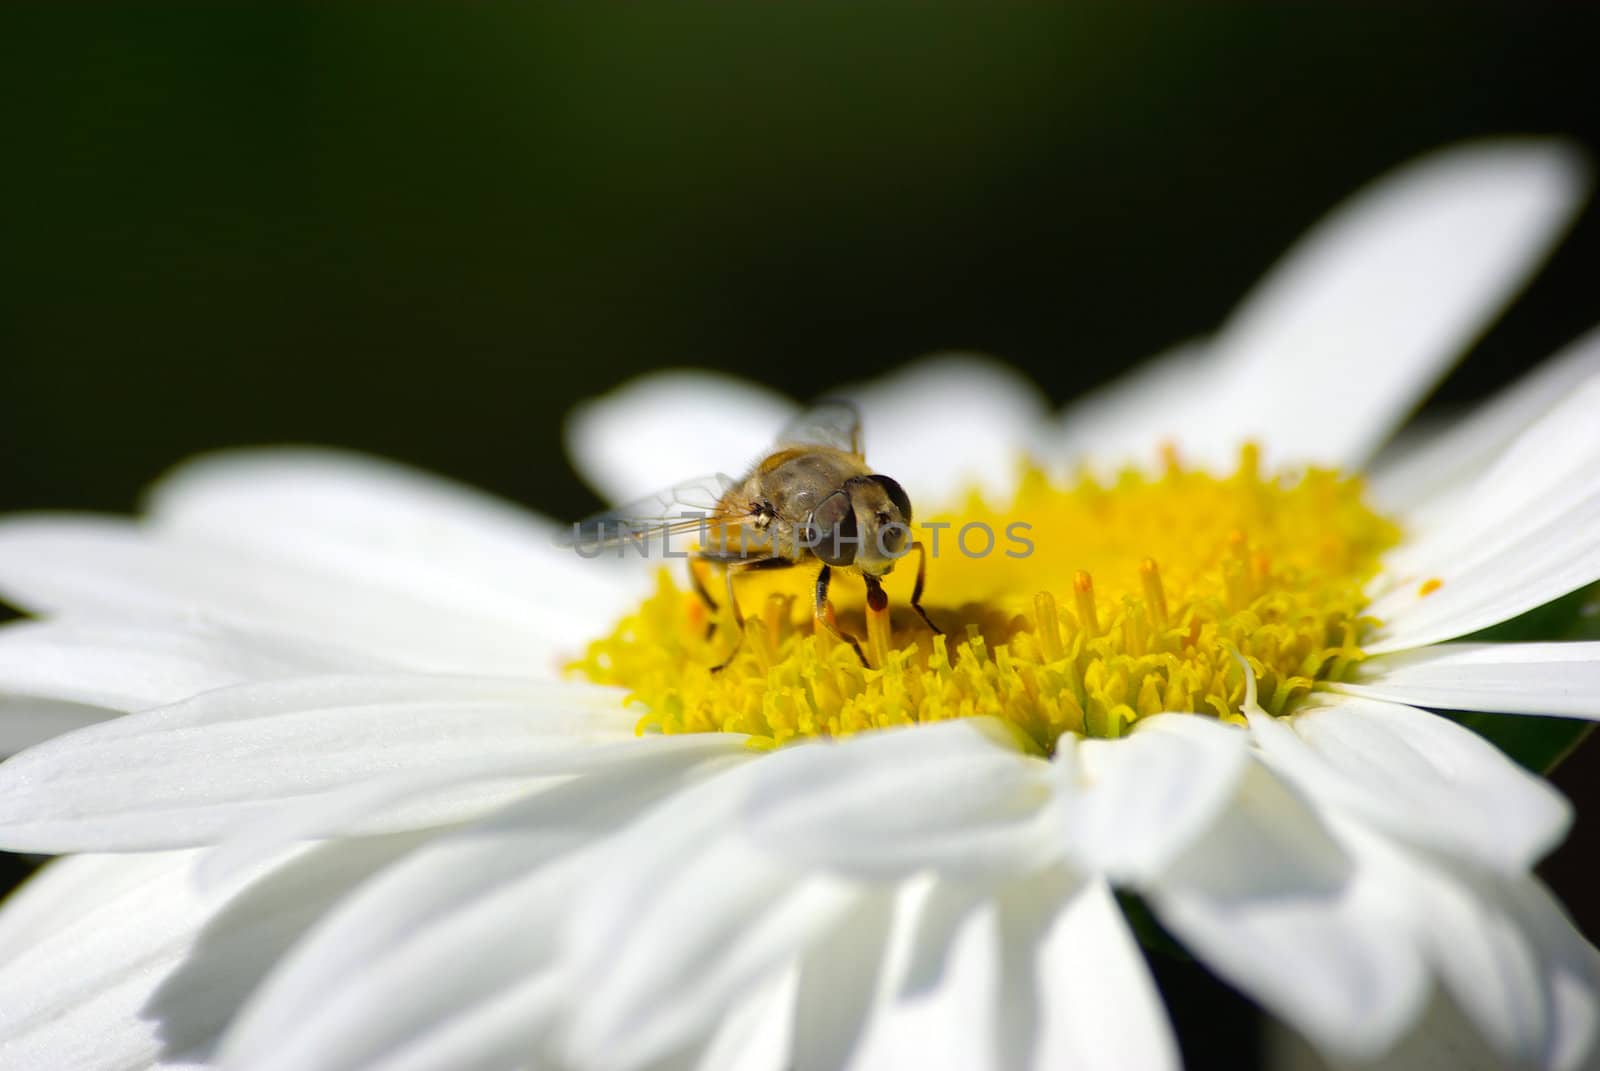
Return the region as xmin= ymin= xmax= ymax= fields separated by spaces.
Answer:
xmin=4 ymin=4 xmax=1600 ymax=1065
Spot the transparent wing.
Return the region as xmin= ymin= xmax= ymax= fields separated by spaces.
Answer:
xmin=555 ymin=473 xmax=745 ymax=550
xmin=776 ymin=399 xmax=862 ymax=456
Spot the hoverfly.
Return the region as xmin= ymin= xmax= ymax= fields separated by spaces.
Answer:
xmin=562 ymin=401 xmax=939 ymax=668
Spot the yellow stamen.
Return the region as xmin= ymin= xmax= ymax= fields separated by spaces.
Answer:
xmin=1034 ymin=591 xmax=1065 ymax=662
xmin=1159 ymin=440 xmax=1181 ymax=475
xmin=865 ymin=584 xmax=892 ymax=670
xmin=1139 ymin=558 xmax=1169 ymax=630
xmin=572 ymin=448 xmax=1400 ymax=752
xmin=1238 ymin=440 xmax=1260 ymax=480
xmin=1419 ymin=577 xmax=1443 ymax=597
xmin=1073 ymin=570 xmax=1100 ymax=637
xmin=761 ymin=593 xmax=791 ymax=662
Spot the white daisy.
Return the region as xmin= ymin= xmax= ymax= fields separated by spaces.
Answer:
xmin=2 ymin=139 xmax=1599 ymax=1071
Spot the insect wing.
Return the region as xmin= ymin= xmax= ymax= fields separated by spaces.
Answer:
xmin=558 ymin=473 xmax=742 ymax=553
xmin=776 ymin=399 xmax=862 ymax=456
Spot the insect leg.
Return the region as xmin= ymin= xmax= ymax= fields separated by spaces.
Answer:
xmin=907 ymin=541 xmax=942 ymax=635
xmin=812 ymin=564 xmax=869 ymax=667
xmin=710 ymin=557 xmax=794 ymax=673
xmin=708 ymin=566 xmax=749 ymax=672
xmin=688 ymin=553 xmax=719 ymax=640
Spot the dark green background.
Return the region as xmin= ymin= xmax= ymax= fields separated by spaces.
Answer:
xmin=4 ymin=5 xmax=1600 ymax=1065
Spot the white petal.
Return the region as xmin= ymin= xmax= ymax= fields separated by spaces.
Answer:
xmin=565 ymin=370 xmax=797 ymax=505
xmin=1369 ymin=369 xmax=1600 ymax=652
xmin=1023 ymin=877 xmax=1180 ymax=1071
xmin=0 ymin=618 xmax=376 ymax=712
xmin=196 ymin=732 xmax=746 ymax=889
xmin=840 ymin=872 xmax=1171 ymax=1071
xmin=1249 ymin=698 xmax=1570 ymax=871
xmin=1190 ymin=139 xmax=1589 ymax=470
xmin=1340 ymin=822 xmax=1599 ymax=1070
xmin=0 ymin=514 xmax=196 ymax=619
xmin=790 ymin=890 xmax=897 ymax=1071
xmin=1054 ymin=339 xmax=1215 ymax=472
xmin=0 ymin=836 xmax=420 ymax=1071
xmin=0 ymin=852 xmax=196 ymax=963
xmin=147 ymin=447 xmax=644 ymax=634
xmin=0 ymin=695 xmax=114 ymax=755
xmin=741 ymin=718 xmax=1059 ymax=881
xmin=567 ymin=839 xmax=858 ymax=1071
xmin=1264 ymin=991 xmax=1507 ymax=1071
xmin=0 ymin=674 xmax=636 ymax=852
xmin=1498 ymin=874 xmax=1600 ymax=1071
xmin=0 ymin=512 xmax=576 ymax=672
xmin=1379 ymin=366 xmax=1600 ymax=584
xmin=0 ymin=514 xmax=632 ymax=678
xmin=1148 ymin=761 xmax=1429 ymax=1061
xmin=149 ymin=447 xmax=543 ymax=550
xmin=851 ymin=871 xmax=1067 ymax=1071
xmin=1370 ymin=495 xmax=1600 ymax=655
xmin=1395 ymin=858 xmax=1547 ymax=1066
xmin=1370 ymin=324 xmax=1600 ymax=520
xmin=836 ymin=354 xmax=1051 ymax=504
xmin=322 ymin=974 xmax=567 ymax=1071
xmin=695 ymin=966 xmax=798 ymax=1071
xmin=1336 ymin=642 xmax=1600 ymax=719
xmin=219 ymin=745 xmax=741 ymax=1071
xmin=561 ymin=753 xmax=865 ymax=1071
xmin=1067 ymin=713 xmax=1251 ymax=882
xmin=846 ymin=882 xmax=1005 ymax=1071
xmin=0 ymin=851 xmax=221 ymax=1071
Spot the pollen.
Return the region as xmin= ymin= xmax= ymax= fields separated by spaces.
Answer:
xmin=572 ymin=449 xmax=1400 ymax=753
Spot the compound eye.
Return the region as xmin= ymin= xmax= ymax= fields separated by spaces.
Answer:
xmin=808 ymin=490 xmax=857 ymax=566
xmin=870 ymin=475 xmax=912 ymax=525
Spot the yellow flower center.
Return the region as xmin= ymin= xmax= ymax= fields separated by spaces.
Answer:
xmin=572 ymin=447 xmax=1400 ymax=754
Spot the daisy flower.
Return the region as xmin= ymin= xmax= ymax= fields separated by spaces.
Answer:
xmin=2 ymin=139 xmax=1600 ymax=1071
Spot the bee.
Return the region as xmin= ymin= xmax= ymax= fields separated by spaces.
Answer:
xmin=562 ymin=401 xmax=940 ymax=668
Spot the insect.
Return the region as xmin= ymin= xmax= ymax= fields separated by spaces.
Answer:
xmin=563 ymin=401 xmax=940 ymax=668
